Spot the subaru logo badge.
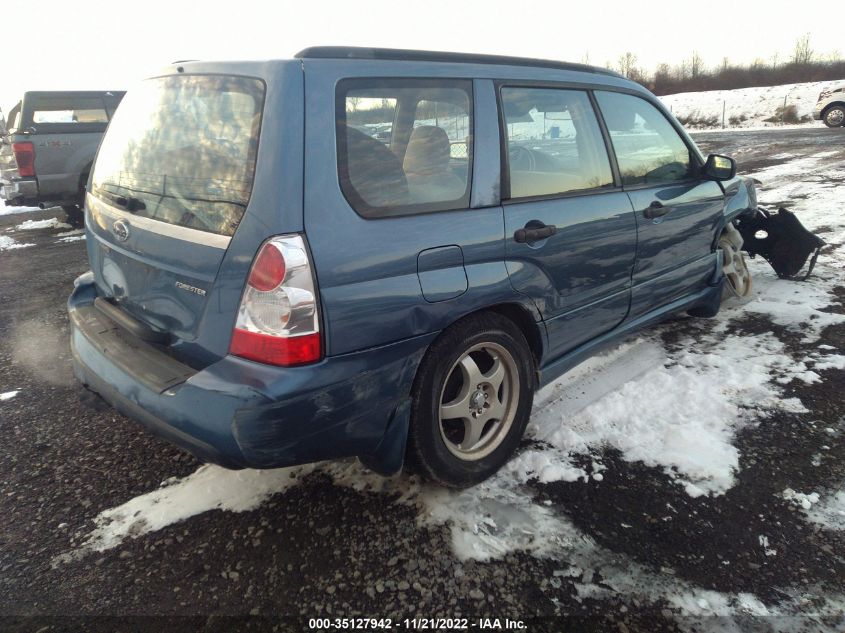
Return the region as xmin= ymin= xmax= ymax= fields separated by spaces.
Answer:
xmin=113 ymin=219 xmax=130 ymax=242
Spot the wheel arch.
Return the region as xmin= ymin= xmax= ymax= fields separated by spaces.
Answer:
xmin=822 ymin=102 xmax=845 ymax=123
xmin=78 ymin=163 xmax=93 ymax=196
xmin=413 ymin=301 xmax=545 ymax=391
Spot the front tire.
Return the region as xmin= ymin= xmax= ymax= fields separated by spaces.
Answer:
xmin=407 ymin=313 xmax=535 ymax=488
xmin=720 ymin=222 xmax=753 ymax=300
xmin=62 ymin=205 xmax=84 ymax=229
xmin=823 ymin=106 xmax=845 ymax=128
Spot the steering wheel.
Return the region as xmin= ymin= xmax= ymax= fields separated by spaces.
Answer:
xmin=508 ymin=145 xmax=536 ymax=171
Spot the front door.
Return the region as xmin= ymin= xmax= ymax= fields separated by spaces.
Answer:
xmin=594 ymin=91 xmax=725 ymax=319
xmin=500 ymin=86 xmax=637 ymax=361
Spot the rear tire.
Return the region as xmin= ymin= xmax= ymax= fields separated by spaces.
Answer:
xmin=62 ymin=205 xmax=84 ymax=229
xmin=823 ymin=105 xmax=845 ymax=128
xmin=406 ymin=312 xmax=535 ymax=488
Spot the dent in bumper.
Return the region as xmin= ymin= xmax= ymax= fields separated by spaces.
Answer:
xmin=69 ymin=275 xmax=434 ymax=471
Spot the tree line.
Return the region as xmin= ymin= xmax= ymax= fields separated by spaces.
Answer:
xmin=610 ymin=35 xmax=845 ymax=96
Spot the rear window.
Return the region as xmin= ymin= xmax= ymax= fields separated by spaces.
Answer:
xmin=92 ymin=75 xmax=264 ymax=237
xmin=33 ymin=97 xmax=110 ymax=123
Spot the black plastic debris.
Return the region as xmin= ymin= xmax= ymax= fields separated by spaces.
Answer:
xmin=736 ymin=208 xmax=825 ymax=281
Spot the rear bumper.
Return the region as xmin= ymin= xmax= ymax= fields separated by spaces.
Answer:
xmin=0 ymin=177 xmax=38 ymax=204
xmin=68 ymin=274 xmax=433 ymax=472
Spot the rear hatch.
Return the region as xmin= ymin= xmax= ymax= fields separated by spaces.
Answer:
xmin=86 ymin=74 xmax=264 ymax=365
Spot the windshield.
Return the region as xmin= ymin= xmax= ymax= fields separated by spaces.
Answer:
xmin=92 ymin=75 xmax=264 ymax=237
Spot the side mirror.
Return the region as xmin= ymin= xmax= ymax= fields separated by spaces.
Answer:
xmin=702 ymin=154 xmax=736 ymax=181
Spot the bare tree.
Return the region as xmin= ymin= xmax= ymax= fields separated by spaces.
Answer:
xmin=617 ymin=52 xmax=638 ymax=79
xmin=689 ymin=51 xmax=704 ymax=78
xmin=792 ymin=34 xmax=813 ymax=65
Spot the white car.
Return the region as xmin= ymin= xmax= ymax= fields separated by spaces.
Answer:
xmin=812 ymin=85 xmax=845 ymax=128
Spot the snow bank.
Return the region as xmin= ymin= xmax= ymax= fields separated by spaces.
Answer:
xmin=660 ymin=79 xmax=844 ymax=129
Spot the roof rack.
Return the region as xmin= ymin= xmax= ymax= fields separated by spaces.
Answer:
xmin=294 ymin=46 xmax=621 ymax=77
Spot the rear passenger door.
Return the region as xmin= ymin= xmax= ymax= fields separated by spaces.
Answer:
xmin=594 ymin=91 xmax=724 ymax=319
xmin=500 ymin=86 xmax=637 ymax=360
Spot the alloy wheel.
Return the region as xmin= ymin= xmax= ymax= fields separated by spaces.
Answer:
xmin=438 ymin=342 xmax=520 ymax=461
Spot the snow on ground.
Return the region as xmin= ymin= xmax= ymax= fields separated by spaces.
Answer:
xmin=16 ymin=217 xmax=70 ymax=231
xmin=56 ymin=235 xmax=85 ymax=243
xmin=56 ymin=228 xmax=84 ymax=237
xmin=55 ymin=465 xmax=316 ymax=564
xmin=0 ymin=235 xmax=34 ymax=251
xmin=0 ymin=205 xmax=40 ymax=217
xmin=660 ymin=79 xmax=844 ymax=129
xmin=807 ymin=490 xmax=845 ymax=528
xmin=0 ymin=390 xmax=19 ymax=401
xmin=63 ymin=324 xmax=812 ymax=565
xmin=56 ymin=147 xmax=845 ymax=620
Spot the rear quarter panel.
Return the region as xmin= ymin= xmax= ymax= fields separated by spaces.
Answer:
xmin=32 ymin=130 xmax=102 ymax=199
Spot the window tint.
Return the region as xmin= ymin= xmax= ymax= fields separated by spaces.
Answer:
xmin=337 ymin=80 xmax=472 ymax=218
xmin=501 ymin=88 xmax=613 ymax=199
xmin=595 ymin=91 xmax=693 ymax=186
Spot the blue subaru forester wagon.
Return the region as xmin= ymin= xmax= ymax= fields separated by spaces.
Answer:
xmin=68 ymin=47 xmax=758 ymax=487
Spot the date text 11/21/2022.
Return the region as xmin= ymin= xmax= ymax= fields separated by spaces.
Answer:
xmin=307 ymin=617 xmax=527 ymax=630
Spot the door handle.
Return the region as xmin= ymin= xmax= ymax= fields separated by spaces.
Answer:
xmin=643 ymin=201 xmax=670 ymax=219
xmin=514 ymin=222 xmax=557 ymax=243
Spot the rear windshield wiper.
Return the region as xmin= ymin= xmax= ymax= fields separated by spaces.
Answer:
xmin=97 ymin=189 xmax=147 ymax=212
xmin=114 ymin=195 xmax=147 ymax=212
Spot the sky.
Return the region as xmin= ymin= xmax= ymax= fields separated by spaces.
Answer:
xmin=1 ymin=0 xmax=841 ymax=113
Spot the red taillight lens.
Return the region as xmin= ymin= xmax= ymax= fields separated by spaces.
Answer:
xmin=12 ymin=142 xmax=35 ymax=177
xmin=230 ymin=330 xmax=321 ymax=366
xmin=229 ymin=235 xmax=322 ymax=367
xmin=248 ymin=243 xmax=286 ymax=291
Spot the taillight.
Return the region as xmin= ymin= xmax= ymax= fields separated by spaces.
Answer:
xmin=12 ymin=142 xmax=35 ymax=177
xmin=229 ymin=235 xmax=322 ymax=366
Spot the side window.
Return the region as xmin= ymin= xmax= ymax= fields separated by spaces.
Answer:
xmin=595 ymin=91 xmax=693 ymax=186
xmin=337 ymin=79 xmax=472 ymax=218
xmin=501 ymin=87 xmax=613 ymax=199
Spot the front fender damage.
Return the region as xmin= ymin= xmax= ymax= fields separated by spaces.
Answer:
xmin=736 ymin=207 xmax=826 ymax=281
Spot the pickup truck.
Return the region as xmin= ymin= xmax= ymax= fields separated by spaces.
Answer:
xmin=0 ymin=90 xmax=125 ymax=226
